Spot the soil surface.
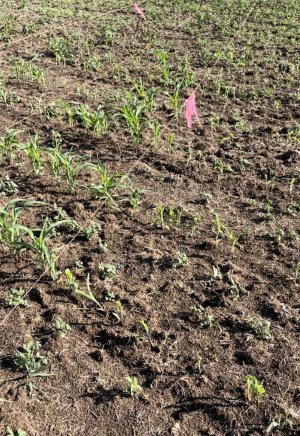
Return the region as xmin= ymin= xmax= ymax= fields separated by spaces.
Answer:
xmin=0 ymin=1 xmax=300 ymax=435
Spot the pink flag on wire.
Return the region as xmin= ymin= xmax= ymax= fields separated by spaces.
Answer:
xmin=132 ymin=3 xmax=146 ymax=20
xmin=185 ymin=92 xmax=199 ymax=128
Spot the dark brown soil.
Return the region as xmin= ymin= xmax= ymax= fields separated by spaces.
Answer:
xmin=0 ymin=1 xmax=300 ymax=435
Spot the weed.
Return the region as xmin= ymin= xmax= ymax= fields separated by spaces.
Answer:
xmin=191 ymin=305 xmax=215 ymax=328
xmin=247 ymin=317 xmax=272 ymax=340
xmin=14 ymin=342 xmax=49 ymax=378
xmin=172 ymin=251 xmax=188 ymax=268
xmin=6 ymin=427 xmax=27 ymax=436
xmin=98 ymin=262 xmax=117 ymax=280
xmin=5 ymin=288 xmax=28 ymax=307
xmin=53 ymin=318 xmax=71 ymax=338
xmin=0 ymin=176 xmax=19 ymax=196
xmin=267 ymin=411 xmax=294 ymax=433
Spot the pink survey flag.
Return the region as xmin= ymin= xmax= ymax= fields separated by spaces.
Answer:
xmin=185 ymin=92 xmax=199 ymax=128
xmin=132 ymin=3 xmax=146 ymax=20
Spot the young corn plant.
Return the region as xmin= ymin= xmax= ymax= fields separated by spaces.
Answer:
xmin=154 ymin=206 xmax=182 ymax=230
xmin=21 ymin=134 xmax=44 ymax=174
xmin=156 ymin=50 xmax=171 ymax=85
xmin=0 ymin=129 xmax=21 ymax=163
xmin=0 ymin=199 xmax=43 ymax=254
xmin=148 ymin=119 xmax=162 ymax=146
xmin=88 ymin=162 xmax=127 ymax=206
xmin=125 ymin=376 xmax=141 ymax=397
xmin=64 ymin=269 xmax=103 ymax=310
xmin=24 ymin=218 xmax=67 ymax=280
xmin=47 ymin=148 xmax=88 ymax=192
xmin=118 ymin=99 xmax=147 ymax=140
xmin=112 ymin=300 xmax=124 ymax=323
xmin=166 ymin=86 xmax=180 ymax=121
xmin=139 ymin=319 xmax=154 ymax=347
xmin=76 ymin=105 xmax=109 ymax=135
xmin=245 ymin=375 xmax=265 ymax=404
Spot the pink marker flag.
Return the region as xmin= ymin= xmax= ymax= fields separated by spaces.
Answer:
xmin=185 ymin=92 xmax=199 ymax=128
xmin=132 ymin=3 xmax=146 ymax=20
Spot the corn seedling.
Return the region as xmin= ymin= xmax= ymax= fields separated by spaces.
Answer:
xmin=140 ymin=319 xmax=154 ymax=347
xmin=24 ymin=218 xmax=67 ymax=279
xmin=88 ymin=162 xmax=126 ymax=205
xmin=166 ymin=86 xmax=180 ymax=121
xmin=21 ymin=134 xmax=44 ymax=174
xmin=148 ymin=119 xmax=162 ymax=146
xmin=0 ymin=129 xmax=22 ymax=163
xmin=156 ymin=50 xmax=171 ymax=85
xmin=118 ymin=98 xmax=147 ymax=140
xmin=13 ymin=59 xmax=44 ymax=85
xmin=196 ymin=355 xmax=207 ymax=374
xmin=112 ymin=300 xmax=124 ymax=323
xmin=76 ymin=105 xmax=109 ymax=135
xmin=125 ymin=376 xmax=141 ymax=397
xmin=0 ymin=199 xmax=43 ymax=255
xmin=245 ymin=375 xmax=265 ymax=404
xmin=65 ymin=270 xmax=103 ymax=310
xmin=154 ymin=206 xmax=182 ymax=230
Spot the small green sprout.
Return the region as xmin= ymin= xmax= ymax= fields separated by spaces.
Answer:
xmin=98 ymin=262 xmax=117 ymax=280
xmin=172 ymin=251 xmax=188 ymax=268
xmin=53 ymin=318 xmax=71 ymax=338
xmin=112 ymin=300 xmax=124 ymax=323
xmin=125 ymin=376 xmax=141 ymax=396
xmin=267 ymin=411 xmax=294 ymax=433
xmin=191 ymin=306 xmax=215 ymax=328
xmin=139 ymin=319 xmax=154 ymax=347
xmin=14 ymin=341 xmax=50 ymax=378
xmin=5 ymin=288 xmax=28 ymax=307
xmin=6 ymin=427 xmax=27 ymax=436
xmin=245 ymin=375 xmax=265 ymax=404
xmin=247 ymin=317 xmax=272 ymax=340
